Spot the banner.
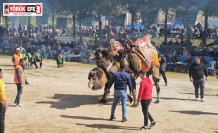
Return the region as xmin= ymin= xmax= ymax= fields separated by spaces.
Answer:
xmin=3 ymin=3 xmax=42 ymax=16
xmin=10 ymin=16 xmax=19 ymax=34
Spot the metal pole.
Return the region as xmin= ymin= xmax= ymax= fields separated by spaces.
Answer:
xmin=51 ymin=3 xmax=55 ymax=37
xmin=28 ymin=16 xmax=31 ymax=38
xmin=126 ymin=4 xmax=128 ymax=25
xmin=0 ymin=12 xmax=2 ymax=25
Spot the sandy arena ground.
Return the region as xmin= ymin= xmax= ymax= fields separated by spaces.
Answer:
xmin=0 ymin=56 xmax=218 ymax=133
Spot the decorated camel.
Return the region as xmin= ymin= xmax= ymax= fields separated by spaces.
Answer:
xmin=88 ymin=35 xmax=161 ymax=106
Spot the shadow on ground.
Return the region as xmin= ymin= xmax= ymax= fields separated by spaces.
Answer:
xmin=180 ymin=92 xmax=218 ymax=97
xmin=154 ymin=97 xmax=193 ymax=101
xmin=1 ymin=65 xmax=14 ymax=67
xmin=36 ymin=93 xmax=113 ymax=109
xmin=5 ymin=83 xmax=15 ymax=84
xmin=75 ymin=123 xmax=138 ymax=131
xmin=1 ymin=68 xmax=14 ymax=71
xmin=60 ymin=115 xmax=107 ymax=121
xmin=170 ymin=110 xmax=218 ymax=115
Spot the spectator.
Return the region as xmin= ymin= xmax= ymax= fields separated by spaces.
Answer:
xmin=107 ymin=63 xmax=132 ymax=122
xmin=0 ymin=68 xmax=7 ymax=133
xmin=137 ymin=70 xmax=156 ymax=131
xmin=34 ymin=52 xmax=43 ymax=69
xmin=174 ymin=40 xmax=180 ymax=46
xmin=57 ymin=45 xmax=62 ymax=56
xmin=14 ymin=59 xmax=26 ymax=107
xmin=74 ymin=46 xmax=80 ymax=55
xmin=189 ymin=57 xmax=208 ymax=102
xmin=63 ymin=46 xmax=70 ymax=60
xmin=41 ymin=44 xmax=46 ymax=58
xmin=56 ymin=54 xmax=65 ymax=68
xmin=168 ymin=39 xmax=173 ymax=45
xmin=159 ymin=53 xmax=168 ymax=86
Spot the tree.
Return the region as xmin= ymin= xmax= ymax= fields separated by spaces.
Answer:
xmin=59 ymin=0 xmax=78 ymax=38
xmin=1 ymin=0 xmax=9 ymax=37
xmin=60 ymin=0 xmax=93 ymax=43
xmin=177 ymin=0 xmax=198 ymax=47
xmin=198 ymin=0 xmax=218 ymax=46
xmin=91 ymin=0 xmax=121 ymax=43
xmin=150 ymin=0 xmax=180 ymax=43
xmin=120 ymin=0 xmax=146 ymax=39
xmin=47 ymin=0 xmax=62 ymax=37
xmin=138 ymin=0 xmax=159 ymax=33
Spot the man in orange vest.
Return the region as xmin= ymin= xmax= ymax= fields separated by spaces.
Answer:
xmin=12 ymin=48 xmax=22 ymax=67
xmin=14 ymin=59 xmax=26 ymax=107
xmin=12 ymin=48 xmax=29 ymax=85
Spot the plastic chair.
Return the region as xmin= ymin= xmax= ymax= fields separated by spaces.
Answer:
xmin=208 ymin=61 xmax=217 ymax=75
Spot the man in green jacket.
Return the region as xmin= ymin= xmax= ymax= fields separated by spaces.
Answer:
xmin=34 ymin=52 xmax=43 ymax=69
xmin=57 ymin=54 xmax=65 ymax=68
xmin=27 ymin=53 xmax=35 ymax=68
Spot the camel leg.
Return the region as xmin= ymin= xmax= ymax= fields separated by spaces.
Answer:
xmin=130 ymin=79 xmax=137 ymax=107
xmin=153 ymin=76 xmax=160 ymax=103
xmin=99 ymin=72 xmax=113 ymax=103
xmin=99 ymin=82 xmax=110 ymax=103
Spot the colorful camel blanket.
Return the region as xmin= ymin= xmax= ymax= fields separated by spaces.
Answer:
xmin=134 ymin=39 xmax=154 ymax=69
xmin=133 ymin=35 xmax=160 ymax=70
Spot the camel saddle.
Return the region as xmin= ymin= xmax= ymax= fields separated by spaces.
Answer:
xmin=128 ymin=35 xmax=160 ymax=71
xmin=131 ymin=39 xmax=153 ymax=70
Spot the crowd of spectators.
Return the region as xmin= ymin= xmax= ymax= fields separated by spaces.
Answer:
xmin=1 ymin=22 xmax=218 ymax=74
xmin=0 ymin=36 xmax=102 ymax=63
xmin=158 ymin=22 xmax=218 ymax=40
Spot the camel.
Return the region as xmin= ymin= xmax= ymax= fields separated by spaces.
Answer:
xmin=88 ymin=35 xmax=161 ymax=106
xmin=88 ymin=48 xmax=121 ymax=103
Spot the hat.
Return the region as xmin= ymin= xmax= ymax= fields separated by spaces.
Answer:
xmin=16 ymin=48 xmax=20 ymax=51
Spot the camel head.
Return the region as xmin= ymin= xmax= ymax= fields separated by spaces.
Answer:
xmin=90 ymin=48 xmax=113 ymax=61
xmin=89 ymin=48 xmax=107 ymax=60
xmin=88 ymin=68 xmax=107 ymax=90
xmin=89 ymin=48 xmax=104 ymax=59
xmin=94 ymin=48 xmax=104 ymax=59
xmin=88 ymin=69 xmax=99 ymax=89
xmin=89 ymin=51 xmax=96 ymax=60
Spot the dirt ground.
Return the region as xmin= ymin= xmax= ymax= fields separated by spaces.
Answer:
xmin=0 ymin=56 xmax=218 ymax=133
